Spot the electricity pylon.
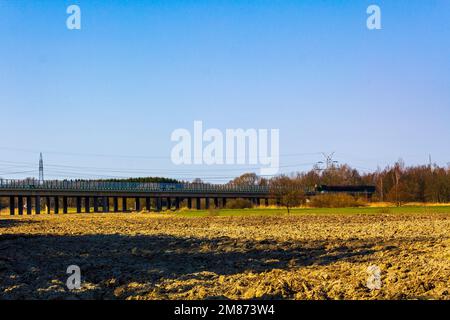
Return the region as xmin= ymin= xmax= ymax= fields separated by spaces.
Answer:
xmin=39 ymin=153 xmax=44 ymax=183
xmin=321 ymin=152 xmax=338 ymax=169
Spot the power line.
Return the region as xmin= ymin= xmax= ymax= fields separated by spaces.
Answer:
xmin=0 ymin=146 xmax=322 ymax=161
xmin=0 ymin=159 xmax=317 ymax=174
xmin=0 ymin=147 xmax=390 ymax=181
xmin=0 ymin=170 xmax=36 ymax=175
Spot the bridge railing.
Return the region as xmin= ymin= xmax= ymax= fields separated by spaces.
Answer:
xmin=0 ymin=179 xmax=270 ymax=194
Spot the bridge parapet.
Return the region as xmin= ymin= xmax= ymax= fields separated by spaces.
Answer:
xmin=0 ymin=179 xmax=270 ymax=194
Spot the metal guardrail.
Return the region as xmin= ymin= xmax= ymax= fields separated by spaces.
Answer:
xmin=0 ymin=179 xmax=270 ymax=194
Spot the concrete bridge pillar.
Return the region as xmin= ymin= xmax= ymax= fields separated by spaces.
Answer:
xmin=103 ymin=197 xmax=109 ymax=212
xmin=18 ymin=196 xmax=23 ymax=215
xmin=93 ymin=197 xmax=99 ymax=212
xmin=222 ymin=198 xmax=227 ymax=208
xmin=265 ymin=198 xmax=269 ymax=207
xmin=156 ymin=197 xmax=162 ymax=211
xmin=76 ymin=197 xmax=82 ymax=213
xmin=166 ymin=197 xmax=171 ymax=210
xmin=62 ymin=196 xmax=67 ymax=214
xmin=135 ymin=197 xmax=141 ymax=211
xmin=175 ymin=197 xmax=180 ymax=210
xmin=214 ymin=198 xmax=219 ymax=208
xmin=205 ymin=197 xmax=210 ymax=209
xmin=55 ymin=197 xmax=60 ymax=214
xmin=122 ymin=197 xmax=127 ymax=212
xmin=26 ymin=197 xmax=32 ymax=215
xmin=187 ymin=198 xmax=192 ymax=209
xmin=276 ymin=198 xmax=281 ymax=207
xmin=113 ymin=197 xmax=119 ymax=212
xmin=9 ymin=196 xmax=15 ymax=215
xmin=46 ymin=197 xmax=51 ymax=214
xmin=196 ymin=198 xmax=201 ymax=210
xmin=85 ymin=197 xmax=90 ymax=213
xmin=35 ymin=196 xmax=41 ymax=214
xmin=145 ymin=197 xmax=151 ymax=211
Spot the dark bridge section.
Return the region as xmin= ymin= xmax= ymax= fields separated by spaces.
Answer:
xmin=316 ymin=185 xmax=376 ymax=197
xmin=0 ymin=180 xmax=272 ymax=215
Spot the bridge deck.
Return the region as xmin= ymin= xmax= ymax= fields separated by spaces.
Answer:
xmin=1 ymin=180 xmax=275 ymax=215
xmin=0 ymin=179 xmax=271 ymax=197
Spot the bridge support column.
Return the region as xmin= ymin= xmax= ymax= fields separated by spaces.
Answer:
xmin=223 ymin=198 xmax=227 ymax=208
xmin=55 ymin=197 xmax=60 ymax=214
xmin=93 ymin=197 xmax=99 ymax=212
xmin=9 ymin=196 xmax=15 ymax=215
xmin=135 ymin=197 xmax=141 ymax=211
xmin=214 ymin=198 xmax=219 ymax=208
xmin=62 ymin=196 xmax=66 ymax=214
xmin=276 ymin=198 xmax=281 ymax=207
xmin=113 ymin=197 xmax=119 ymax=212
xmin=103 ymin=197 xmax=109 ymax=213
xmin=122 ymin=197 xmax=127 ymax=212
xmin=146 ymin=197 xmax=151 ymax=211
xmin=156 ymin=198 xmax=162 ymax=211
xmin=175 ymin=197 xmax=180 ymax=210
xmin=166 ymin=197 xmax=171 ymax=210
xmin=46 ymin=197 xmax=51 ymax=214
xmin=18 ymin=196 xmax=23 ymax=215
xmin=205 ymin=197 xmax=210 ymax=209
xmin=26 ymin=197 xmax=32 ymax=215
xmin=265 ymin=198 xmax=269 ymax=207
xmin=187 ymin=198 xmax=192 ymax=209
xmin=196 ymin=198 xmax=201 ymax=210
xmin=35 ymin=196 xmax=41 ymax=215
xmin=85 ymin=197 xmax=90 ymax=213
xmin=76 ymin=197 xmax=82 ymax=213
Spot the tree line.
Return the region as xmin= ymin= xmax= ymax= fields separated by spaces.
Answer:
xmin=228 ymin=160 xmax=450 ymax=204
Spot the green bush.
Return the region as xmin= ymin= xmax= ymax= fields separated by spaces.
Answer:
xmin=225 ymin=198 xmax=254 ymax=209
xmin=309 ymin=193 xmax=367 ymax=208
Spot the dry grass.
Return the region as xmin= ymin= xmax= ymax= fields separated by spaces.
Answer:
xmin=368 ymin=202 xmax=450 ymax=207
xmin=0 ymin=211 xmax=449 ymax=300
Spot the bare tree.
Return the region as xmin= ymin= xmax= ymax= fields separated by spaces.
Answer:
xmin=270 ymin=175 xmax=305 ymax=214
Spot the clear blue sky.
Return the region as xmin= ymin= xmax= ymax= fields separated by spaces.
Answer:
xmin=1 ymin=0 xmax=449 ymax=182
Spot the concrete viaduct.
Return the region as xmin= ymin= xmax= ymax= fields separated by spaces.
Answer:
xmin=0 ymin=180 xmax=276 ymax=215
